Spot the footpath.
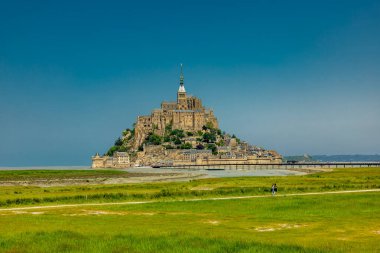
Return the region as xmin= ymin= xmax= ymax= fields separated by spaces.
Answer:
xmin=0 ymin=188 xmax=379 ymax=212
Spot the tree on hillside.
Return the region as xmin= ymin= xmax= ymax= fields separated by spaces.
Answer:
xmin=171 ymin=129 xmax=185 ymax=138
xmin=196 ymin=144 xmax=205 ymax=150
xmin=202 ymin=132 xmax=216 ymax=143
xmin=174 ymin=137 xmax=182 ymax=145
xmin=106 ymin=146 xmax=119 ymax=156
xmin=216 ymin=140 xmax=225 ymax=146
xmin=165 ymin=123 xmax=172 ymax=134
xmin=180 ymin=143 xmax=192 ymax=149
xmin=114 ymin=138 xmax=123 ymax=146
xmin=206 ymin=143 xmax=217 ymax=155
xmin=147 ymin=133 xmax=162 ymax=145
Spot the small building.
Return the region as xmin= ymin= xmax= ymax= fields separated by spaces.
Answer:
xmin=181 ymin=149 xmax=212 ymax=162
xmin=91 ymin=153 xmax=107 ymax=168
xmin=91 ymin=152 xmax=131 ymax=169
xmin=114 ymin=152 xmax=130 ymax=166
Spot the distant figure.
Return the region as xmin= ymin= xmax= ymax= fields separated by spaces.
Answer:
xmin=274 ymin=184 xmax=278 ymax=195
xmin=271 ymin=184 xmax=275 ymax=196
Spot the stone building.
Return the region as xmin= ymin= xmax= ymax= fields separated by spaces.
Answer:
xmin=134 ymin=65 xmax=218 ymax=148
xmin=91 ymin=152 xmax=130 ymax=168
xmin=181 ymin=149 xmax=212 ymax=162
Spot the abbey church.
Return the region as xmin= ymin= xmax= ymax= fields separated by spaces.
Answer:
xmin=134 ymin=65 xmax=218 ymax=148
xmin=92 ymin=65 xmax=282 ymax=168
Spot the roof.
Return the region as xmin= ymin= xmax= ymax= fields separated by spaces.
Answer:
xmin=114 ymin=152 xmax=128 ymax=157
xmin=173 ymin=110 xmax=195 ymax=113
xmin=181 ymin=149 xmax=212 ymax=154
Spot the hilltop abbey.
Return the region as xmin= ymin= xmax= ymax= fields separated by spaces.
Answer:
xmin=92 ymin=65 xmax=282 ymax=168
xmin=134 ymin=65 xmax=218 ymax=149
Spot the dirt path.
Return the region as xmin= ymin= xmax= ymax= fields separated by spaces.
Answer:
xmin=0 ymin=189 xmax=379 ymax=212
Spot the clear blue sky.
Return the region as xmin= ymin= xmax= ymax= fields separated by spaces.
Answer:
xmin=1 ymin=0 xmax=379 ymax=166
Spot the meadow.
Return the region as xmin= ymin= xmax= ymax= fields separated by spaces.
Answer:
xmin=0 ymin=167 xmax=379 ymax=252
xmin=0 ymin=167 xmax=379 ymax=207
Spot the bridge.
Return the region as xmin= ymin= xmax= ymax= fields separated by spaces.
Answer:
xmin=160 ymin=162 xmax=380 ymax=170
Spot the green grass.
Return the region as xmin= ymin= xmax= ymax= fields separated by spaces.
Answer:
xmin=0 ymin=192 xmax=378 ymax=252
xmin=0 ymin=167 xmax=379 ymax=252
xmin=0 ymin=169 xmax=127 ymax=181
xmin=0 ymin=167 xmax=379 ymax=208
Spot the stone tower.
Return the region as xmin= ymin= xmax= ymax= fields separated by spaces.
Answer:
xmin=133 ymin=64 xmax=219 ymax=149
xmin=177 ymin=64 xmax=188 ymax=110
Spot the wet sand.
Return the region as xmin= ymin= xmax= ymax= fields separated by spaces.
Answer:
xmin=0 ymin=166 xmax=307 ymax=187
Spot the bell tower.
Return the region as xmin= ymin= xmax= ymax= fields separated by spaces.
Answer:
xmin=177 ymin=64 xmax=188 ymax=110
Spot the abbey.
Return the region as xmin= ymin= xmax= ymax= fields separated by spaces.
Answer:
xmin=92 ymin=65 xmax=282 ymax=168
xmin=134 ymin=65 xmax=218 ymax=148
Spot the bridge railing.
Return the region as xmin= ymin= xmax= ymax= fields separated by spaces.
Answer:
xmin=159 ymin=162 xmax=380 ymax=170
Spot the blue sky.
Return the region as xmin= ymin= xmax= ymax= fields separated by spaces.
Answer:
xmin=0 ymin=0 xmax=379 ymax=166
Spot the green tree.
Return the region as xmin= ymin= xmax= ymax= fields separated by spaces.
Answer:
xmin=171 ymin=129 xmax=185 ymax=138
xmin=118 ymin=146 xmax=128 ymax=152
xmin=206 ymin=143 xmax=217 ymax=155
xmin=106 ymin=146 xmax=119 ymax=156
xmin=147 ymin=133 xmax=162 ymax=145
xmin=174 ymin=138 xmax=182 ymax=145
xmin=203 ymin=132 xmax=216 ymax=143
xmin=216 ymin=140 xmax=225 ymax=146
xmin=196 ymin=144 xmax=205 ymax=150
xmin=180 ymin=143 xmax=192 ymax=149
xmin=165 ymin=124 xmax=172 ymax=134
xmin=114 ymin=138 xmax=123 ymax=146
xmin=122 ymin=129 xmax=129 ymax=136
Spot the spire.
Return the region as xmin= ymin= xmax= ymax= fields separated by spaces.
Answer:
xmin=178 ymin=63 xmax=186 ymax=92
xmin=180 ymin=63 xmax=184 ymax=85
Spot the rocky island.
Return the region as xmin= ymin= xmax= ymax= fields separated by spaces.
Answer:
xmin=92 ymin=66 xmax=282 ymax=168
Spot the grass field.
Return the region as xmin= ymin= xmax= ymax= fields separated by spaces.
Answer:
xmin=0 ymin=167 xmax=379 ymax=252
xmin=0 ymin=167 xmax=379 ymax=207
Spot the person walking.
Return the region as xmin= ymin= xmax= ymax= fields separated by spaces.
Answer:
xmin=274 ymin=183 xmax=278 ymax=195
xmin=271 ymin=184 xmax=275 ymax=196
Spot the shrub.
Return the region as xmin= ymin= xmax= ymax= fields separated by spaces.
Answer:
xmin=106 ymin=146 xmax=120 ymax=156
xmin=174 ymin=138 xmax=182 ymax=145
xmin=146 ymin=133 xmax=162 ymax=145
xmin=207 ymin=144 xmax=217 ymax=155
xmin=196 ymin=144 xmax=205 ymax=150
xmin=114 ymin=138 xmax=123 ymax=146
xmin=203 ymin=132 xmax=216 ymax=143
xmin=180 ymin=143 xmax=192 ymax=149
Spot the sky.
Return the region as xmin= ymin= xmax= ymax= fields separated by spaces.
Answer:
xmin=0 ymin=0 xmax=379 ymax=166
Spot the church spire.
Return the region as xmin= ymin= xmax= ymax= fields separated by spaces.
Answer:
xmin=178 ymin=63 xmax=186 ymax=92
xmin=180 ymin=63 xmax=184 ymax=85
